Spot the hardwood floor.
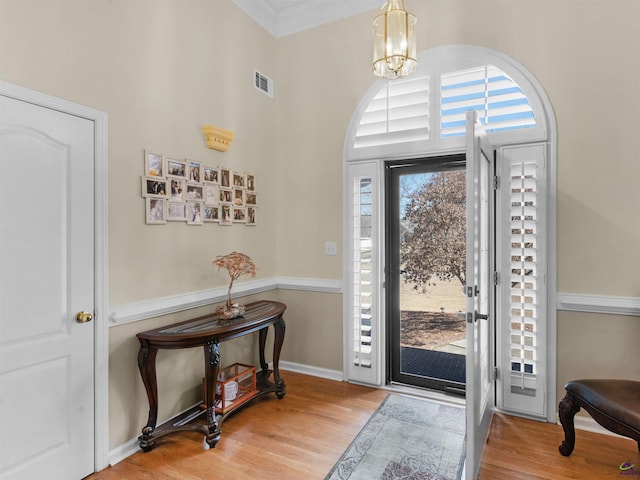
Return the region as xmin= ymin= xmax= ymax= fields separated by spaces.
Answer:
xmin=477 ymin=413 xmax=639 ymax=480
xmin=87 ymin=371 xmax=639 ymax=479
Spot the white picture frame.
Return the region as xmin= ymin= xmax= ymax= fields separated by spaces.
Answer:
xmin=204 ymin=205 xmax=219 ymax=222
xmin=187 ymin=160 xmax=202 ymax=184
xmin=166 ymin=157 xmax=188 ymax=179
xmin=203 ymin=166 xmax=219 ymax=184
xmin=204 ymin=185 xmax=219 ymax=205
xmin=246 ymin=206 xmax=257 ymax=226
xmin=145 ymin=198 xmax=166 ymax=224
xmin=186 ymin=201 xmax=203 ymax=225
xmin=167 ymin=202 xmax=187 ymax=221
xmin=142 ymin=176 xmax=168 ymax=198
xmin=144 ymin=150 xmax=164 ymax=177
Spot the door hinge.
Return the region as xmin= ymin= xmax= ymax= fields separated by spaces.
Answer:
xmin=493 ymin=366 xmax=499 ymax=381
xmin=493 ymin=272 xmax=499 ymax=285
xmin=493 ymin=175 xmax=499 ymax=190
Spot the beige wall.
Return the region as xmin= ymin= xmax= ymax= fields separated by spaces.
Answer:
xmin=2 ymin=0 xmax=639 ymax=452
xmin=0 ymin=0 xmax=280 ymax=304
xmin=0 ymin=0 xmax=283 ymax=449
xmin=274 ymin=0 xmax=640 ymax=409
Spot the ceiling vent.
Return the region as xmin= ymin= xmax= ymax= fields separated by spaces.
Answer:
xmin=254 ymin=70 xmax=274 ymax=98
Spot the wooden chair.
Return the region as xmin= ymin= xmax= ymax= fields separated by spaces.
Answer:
xmin=558 ymin=379 xmax=640 ymax=456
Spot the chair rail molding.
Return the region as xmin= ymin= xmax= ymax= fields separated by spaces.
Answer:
xmin=110 ymin=276 xmax=343 ymax=326
xmin=557 ymin=293 xmax=640 ymax=317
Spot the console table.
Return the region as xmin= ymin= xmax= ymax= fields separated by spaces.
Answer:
xmin=136 ymin=300 xmax=286 ymax=451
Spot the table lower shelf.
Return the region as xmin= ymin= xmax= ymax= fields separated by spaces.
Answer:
xmin=138 ymin=371 xmax=285 ymax=451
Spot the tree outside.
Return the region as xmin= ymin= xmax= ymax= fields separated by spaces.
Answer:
xmin=401 ymin=170 xmax=466 ymax=289
xmin=399 ymin=170 xmax=467 ymax=352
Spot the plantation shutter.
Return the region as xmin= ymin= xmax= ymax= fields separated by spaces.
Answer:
xmin=441 ymin=65 xmax=536 ymax=138
xmin=345 ymin=162 xmax=381 ymax=385
xmin=354 ymin=75 xmax=429 ymax=149
xmin=498 ymin=144 xmax=546 ymax=416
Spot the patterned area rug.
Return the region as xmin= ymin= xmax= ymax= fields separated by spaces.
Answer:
xmin=325 ymin=394 xmax=465 ymax=480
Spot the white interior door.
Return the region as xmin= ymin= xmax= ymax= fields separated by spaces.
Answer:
xmin=465 ymin=110 xmax=495 ymax=480
xmin=0 ymin=95 xmax=95 ymax=479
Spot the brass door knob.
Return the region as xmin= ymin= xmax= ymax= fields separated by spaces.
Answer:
xmin=76 ymin=311 xmax=93 ymax=323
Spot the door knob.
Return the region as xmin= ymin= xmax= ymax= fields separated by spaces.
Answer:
xmin=76 ymin=311 xmax=93 ymax=323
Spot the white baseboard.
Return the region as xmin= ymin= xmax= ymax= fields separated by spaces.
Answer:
xmin=279 ymin=361 xmax=344 ymax=382
xmin=570 ymin=415 xmax=630 ymax=440
xmin=108 ymin=438 xmax=140 ymax=466
xmin=108 ymin=361 xmax=344 ymax=466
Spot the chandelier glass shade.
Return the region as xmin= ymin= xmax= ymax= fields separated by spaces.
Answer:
xmin=373 ymin=0 xmax=417 ymax=79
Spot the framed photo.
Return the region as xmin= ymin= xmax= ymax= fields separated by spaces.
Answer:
xmin=220 ymin=205 xmax=232 ymax=225
xmin=170 ymin=179 xmax=186 ymax=201
xmin=246 ymin=173 xmax=255 ymax=191
xmin=187 ymin=201 xmax=203 ymax=225
xmin=167 ymin=202 xmax=187 ymax=221
xmin=204 ymin=185 xmax=219 ymax=205
xmin=203 ymin=166 xmax=219 ymax=184
xmin=188 ymin=160 xmax=202 ymax=183
xmin=145 ymin=150 xmax=164 ymax=177
xmin=233 ymin=188 xmax=244 ymax=206
xmin=220 ymin=167 xmax=231 ymax=188
xmin=204 ymin=205 xmax=219 ymax=222
xmin=145 ymin=198 xmax=166 ymax=224
xmin=247 ymin=206 xmax=257 ymax=226
xmin=233 ymin=207 xmax=246 ymax=223
xmin=186 ymin=184 xmax=203 ymax=201
xmin=246 ymin=192 xmax=257 ymax=206
xmin=142 ymin=176 xmax=168 ymax=197
xmin=166 ymin=157 xmax=188 ymax=179
xmin=219 ymin=188 xmax=232 ymax=204
xmin=232 ymin=171 xmax=246 ymax=188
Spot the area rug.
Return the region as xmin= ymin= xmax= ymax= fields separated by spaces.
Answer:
xmin=325 ymin=394 xmax=465 ymax=480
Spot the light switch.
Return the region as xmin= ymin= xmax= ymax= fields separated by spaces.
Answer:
xmin=325 ymin=241 xmax=338 ymax=256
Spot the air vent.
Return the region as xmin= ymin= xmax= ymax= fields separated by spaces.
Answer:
xmin=254 ymin=70 xmax=274 ymax=98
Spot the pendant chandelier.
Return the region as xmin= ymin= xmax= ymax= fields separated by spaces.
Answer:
xmin=373 ymin=0 xmax=417 ymax=79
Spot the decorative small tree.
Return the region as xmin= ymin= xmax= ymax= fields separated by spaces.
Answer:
xmin=212 ymin=252 xmax=257 ymax=318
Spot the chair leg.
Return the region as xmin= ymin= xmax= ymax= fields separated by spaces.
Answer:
xmin=558 ymin=391 xmax=581 ymax=456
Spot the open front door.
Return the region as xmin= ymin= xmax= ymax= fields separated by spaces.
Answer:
xmin=465 ymin=110 xmax=495 ymax=479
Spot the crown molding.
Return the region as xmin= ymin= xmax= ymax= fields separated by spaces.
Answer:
xmin=232 ymin=0 xmax=381 ymax=38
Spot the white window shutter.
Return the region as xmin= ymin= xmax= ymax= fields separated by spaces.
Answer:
xmin=354 ymin=75 xmax=429 ymax=149
xmin=441 ymin=65 xmax=536 ymax=138
xmin=498 ymin=144 xmax=547 ymax=417
xmin=345 ymin=162 xmax=382 ymax=385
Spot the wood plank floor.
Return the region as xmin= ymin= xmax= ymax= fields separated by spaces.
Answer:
xmin=87 ymin=371 xmax=639 ymax=479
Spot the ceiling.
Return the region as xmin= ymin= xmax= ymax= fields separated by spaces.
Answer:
xmin=232 ymin=0 xmax=382 ymax=38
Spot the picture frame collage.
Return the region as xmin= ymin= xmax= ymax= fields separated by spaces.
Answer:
xmin=141 ymin=150 xmax=257 ymax=226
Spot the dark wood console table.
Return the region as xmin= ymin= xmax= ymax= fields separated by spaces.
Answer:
xmin=136 ymin=300 xmax=286 ymax=451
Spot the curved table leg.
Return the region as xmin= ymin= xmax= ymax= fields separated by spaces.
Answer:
xmin=272 ymin=317 xmax=286 ymax=398
xmin=258 ymin=327 xmax=269 ymax=375
xmin=204 ymin=340 xmax=221 ymax=448
xmin=558 ymin=391 xmax=580 ymax=456
xmin=137 ymin=345 xmax=159 ymax=451
xmin=256 ymin=315 xmax=286 ymax=398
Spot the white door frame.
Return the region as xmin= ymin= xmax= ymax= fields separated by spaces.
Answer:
xmin=0 ymin=80 xmax=110 ymax=472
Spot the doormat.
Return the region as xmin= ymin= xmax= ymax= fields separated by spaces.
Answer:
xmin=325 ymin=394 xmax=465 ymax=480
xmin=401 ymin=347 xmax=466 ymax=385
